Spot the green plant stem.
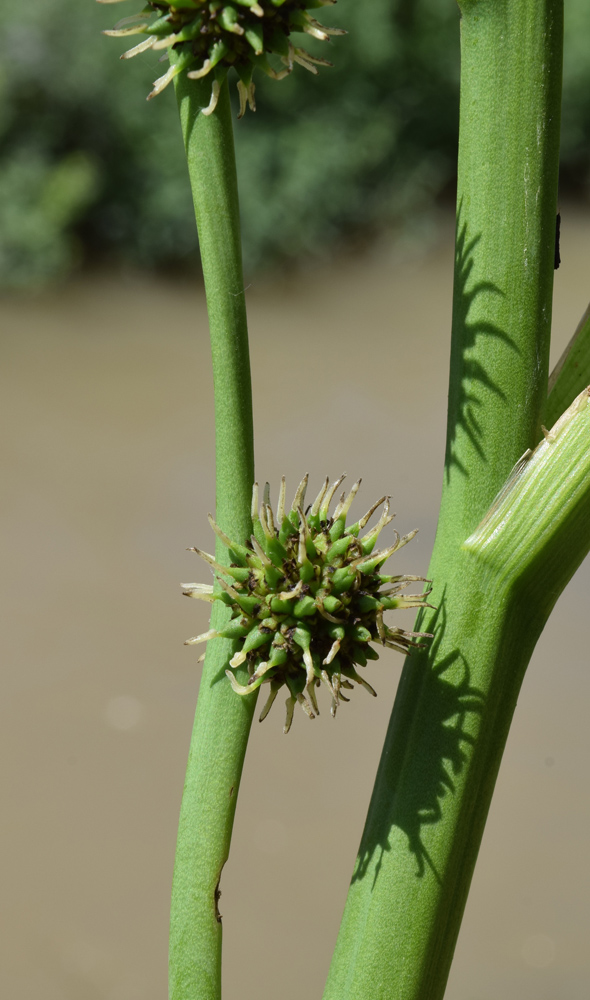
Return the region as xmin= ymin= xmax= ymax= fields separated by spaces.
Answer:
xmin=544 ymin=301 xmax=590 ymax=426
xmin=169 ymin=75 xmax=257 ymax=1000
xmin=465 ymin=387 xmax=590 ymax=601
xmin=324 ymin=2 xmax=563 ymax=997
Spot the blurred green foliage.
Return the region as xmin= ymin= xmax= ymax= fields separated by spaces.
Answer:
xmin=0 ymin=0 xmax=589 ymax=289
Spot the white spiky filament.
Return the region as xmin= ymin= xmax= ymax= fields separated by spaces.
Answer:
xmin=183 ymin=476 xmax=433 ymax=732
xmin=100 ymin=0 xmax=345 ymax=114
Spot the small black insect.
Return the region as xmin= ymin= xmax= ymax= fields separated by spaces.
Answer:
xmin=554 ymin=211 xmax=561 ymax=269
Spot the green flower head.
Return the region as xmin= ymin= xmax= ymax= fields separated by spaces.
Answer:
xmin=99 ymin=0 xmax=345 ymax=116
xmin=183 ymin=476 xmax=433 ymax=733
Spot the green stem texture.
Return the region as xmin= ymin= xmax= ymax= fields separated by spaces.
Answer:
xmin=169 ymin=76 xmax=257 ymax=1000
xmin=324 ymin=2 xmax=563 ymax=997
xmin=544 ymin=301 xmax=590 ymax=426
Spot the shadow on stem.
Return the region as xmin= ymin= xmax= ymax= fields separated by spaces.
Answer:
xmin=446 ymin=207 xmax=518 ymax=478
xmin=352 ymin=598 xmax=485 ymax=883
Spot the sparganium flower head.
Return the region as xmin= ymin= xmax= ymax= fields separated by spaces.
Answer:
xmin=183 ymin=475 xmax=433 ymax=733
xmin=99 ymin=0 xmax=345 ymax=116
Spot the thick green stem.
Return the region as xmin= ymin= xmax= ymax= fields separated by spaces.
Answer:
xmin=544 ymin=301 xmax=590 ymax=426
xmin=440 ymin=0 xmax=562 ymax=552
xmin=169 ymin=76 xmax=256 ymax=1000
xmin=324 ymin=2 xmax=563 ymax=997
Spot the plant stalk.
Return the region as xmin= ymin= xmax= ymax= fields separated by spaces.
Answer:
xmin=169 ymin=75 xmax=257 ymax=1000
xmin=544 ymin=301 xmax=590 ymax=426
xmin=324 ymin=2 xmax=563 ymax=997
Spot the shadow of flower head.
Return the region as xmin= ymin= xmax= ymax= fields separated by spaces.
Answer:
xmin=446 ymin=205 xmax=519 ymax=478
xmin=352 ymin=597 xmax=485 ymax=884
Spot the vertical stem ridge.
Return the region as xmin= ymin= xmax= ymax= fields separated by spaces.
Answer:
xmin=440 ymin=0 xmax=563 ymax=554
xmin=324 ymin=2 xmax=563 ymax=998
xmin=169 ymin=76 xmax=256 ymax=1000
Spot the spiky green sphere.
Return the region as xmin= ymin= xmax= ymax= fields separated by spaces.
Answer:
xmin=183 ymin=475 xmax=433 ymax=733
xmin=100 ymin=0 xmax=344 ymax=115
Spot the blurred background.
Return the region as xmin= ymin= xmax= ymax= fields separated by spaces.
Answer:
xmin=1 ymin=0 xmax=590 ymax=292
xmin=2 ymin=2 xmax=590 ymax=999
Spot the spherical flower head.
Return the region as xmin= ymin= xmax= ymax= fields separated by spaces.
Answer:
xmin=99 ymin=0 xmax=345 ymax=116
xmin=183 ymin=475 xmax=433 ymax=733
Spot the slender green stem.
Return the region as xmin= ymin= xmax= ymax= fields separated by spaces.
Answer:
xmin=544 ymin=301 xmax=590 ymax=427
xmin=324 ymin=2 xmax=563 ymax=997
xmin=169 ymin=75 xmax=257 ymax=1000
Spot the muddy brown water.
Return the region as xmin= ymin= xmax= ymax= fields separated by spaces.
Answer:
xmin=2 ymin=212 xmax=590 ymax=1000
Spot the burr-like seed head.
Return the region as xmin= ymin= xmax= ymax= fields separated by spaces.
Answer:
xmin=184 ymin=475 xmax=433 ymax=732
xmin=100 ymin=0 xmax=345 ymax=116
